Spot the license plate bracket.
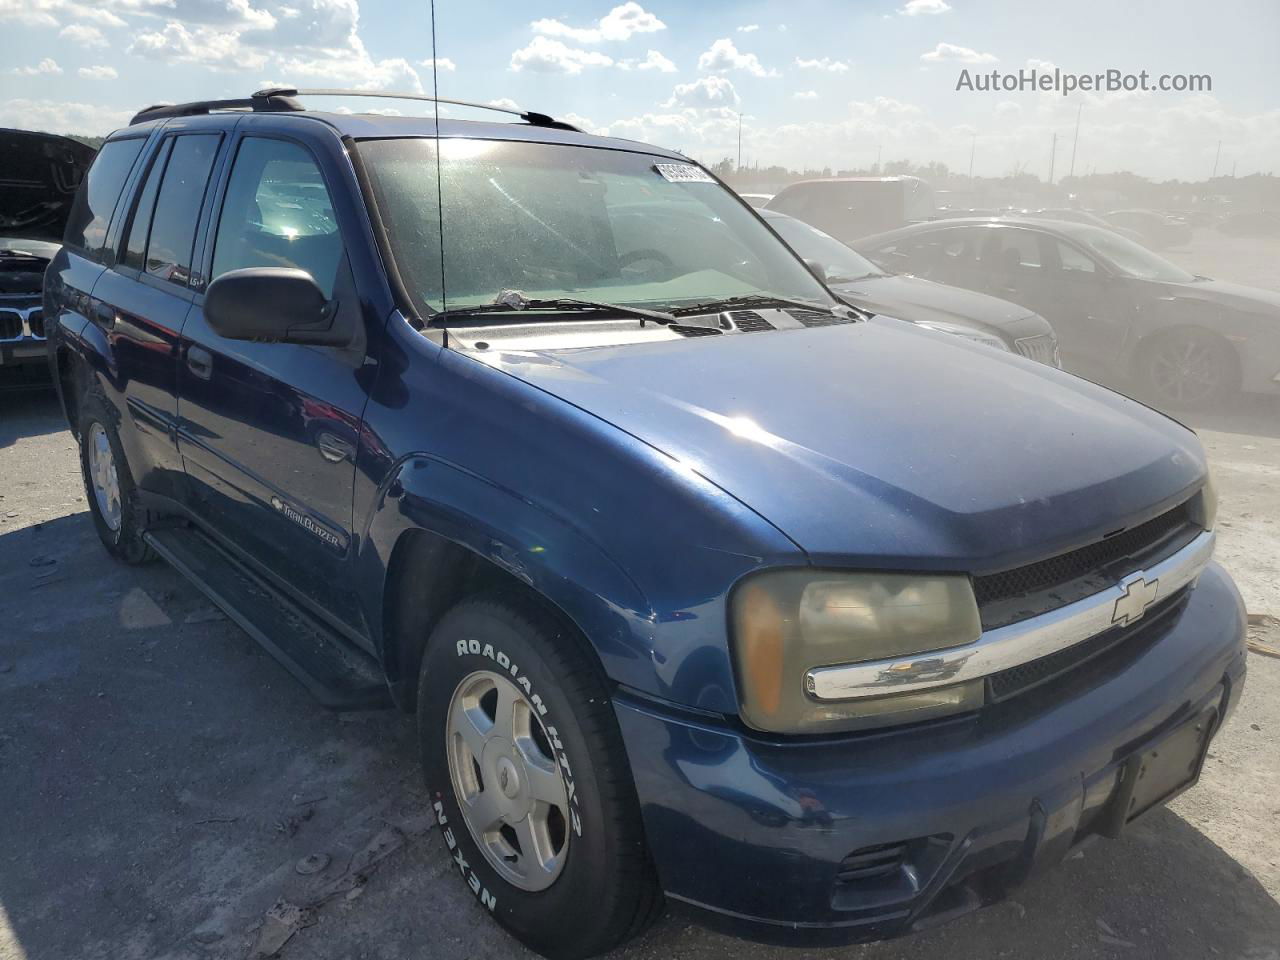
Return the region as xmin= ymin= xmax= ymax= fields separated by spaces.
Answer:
xmin=1098 ymin=706 xmax=1217 ymax=838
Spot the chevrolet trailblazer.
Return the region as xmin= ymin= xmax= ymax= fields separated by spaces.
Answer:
xmin=45 ymin=89 xmax=1245 ymax=959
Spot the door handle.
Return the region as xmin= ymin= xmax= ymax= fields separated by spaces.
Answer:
xmin=187 ymin=344 xmax=213 ymax=380
xmin=315 ymin=431 xmax=355 ymax=463
xmin=93 ymin=301 xmax=118 ymax=328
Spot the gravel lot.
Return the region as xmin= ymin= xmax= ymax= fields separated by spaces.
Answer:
xmin=2 ymin=229 xmax=1278 ymax=960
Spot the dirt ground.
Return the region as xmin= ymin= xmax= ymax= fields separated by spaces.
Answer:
xmin=2 ymin=228 xmax=1279 ymax=960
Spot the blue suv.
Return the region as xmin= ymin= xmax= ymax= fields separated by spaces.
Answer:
xmin=45 ymin=89 xmax=1246 ymax=959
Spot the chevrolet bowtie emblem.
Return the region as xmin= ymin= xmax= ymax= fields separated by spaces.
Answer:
xmin=1113 ymin=573 xmax=1160 ymax=626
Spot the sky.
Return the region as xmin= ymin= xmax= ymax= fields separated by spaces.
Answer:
xmin=1 ymin=0 xmax=1277 ymax=181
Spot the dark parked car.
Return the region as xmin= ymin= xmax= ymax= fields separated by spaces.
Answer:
xmin=759 ymin=208 xmax=1060 ymax=364
xmin=48 ymin=89 xmax=1244 ymax=959
xmin=855 ymin=217 xmax=1280 ymax=408
xmin=1105 ymin=208 xmax=1193 ymax=249
xmin=0 ymin=129 xmax=96 ymax=384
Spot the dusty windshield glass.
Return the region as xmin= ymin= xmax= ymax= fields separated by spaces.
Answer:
xmin=767 ymin=215 xmax=884 ymax=282
xmin=358 ymin=137 xmax=835 ymax=316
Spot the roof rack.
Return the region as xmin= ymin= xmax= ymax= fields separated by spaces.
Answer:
xmin=129 ymin=88 xmax=580 ymax=132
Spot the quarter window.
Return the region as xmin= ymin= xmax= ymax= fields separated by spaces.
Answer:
xmin=211 ymin=138 xmax=343 ymax=298
xmin=63 ymin=137 xmax=146 ymax=259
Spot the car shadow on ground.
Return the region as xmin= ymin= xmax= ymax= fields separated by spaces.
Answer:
xmin=0 ymin=388 xmax=63 ymax=448
xmin=1 ymin=513 xmax=1278 ymax=960
xmin=1180 ymin=394 xmax=1280 ymax=442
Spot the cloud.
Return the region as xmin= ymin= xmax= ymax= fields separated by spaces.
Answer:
xmin=418 ymin=57 xmax=456 ymax=72
xmin=849 ymin=96 xmax=922 ymax=116
xmin=129 ymin=20 xmax=265 ymax=70
xmin=793 ymin=90 xmax=818 ymax=100
xmin=0 ymin=0 xmax=130 ymax=29
xmin=697 ymin=38 xmax=777 ymax=78
xmin=78 ymin=64 xmax=119 ymax=79
xmin=11 ymin=57 xmax=63 ymax=76
xmin=664 ymin=75 xmax=740 ymax=109
xmin=510 ymin=36 xmax=613 ymax=74
xmin=59 ymin=22 xmax=106 ymax=46
xmin=489 ymin=98 xmax=521 ymax=111
xmin=531 ymin=2 xmax=664 ymax=44
xmin=795 ymin=56 xmax=850 ymax=73
xmin=0 ymin=97 xmax=133 ymax=135
xmin=900 ymin=0 xmax=951 ymax=14
xmin=920 ymin=42 xmax=998 ymax=63
xmin=736 ymin=24 xmax=758 ymax=32
xmin=618 ymin=49 xmax=675 ymax=72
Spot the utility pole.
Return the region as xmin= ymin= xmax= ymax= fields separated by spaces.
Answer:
xmin=876 ymin=143 xmax=882 ymax=173
xmin=736 ymin=112 xmax=742 ymax=172
xmin=1231 ymin=160 xmax=1237 ymax=178
xmin=1048 ymin=131 xmax=1057 ymax=186
xmin=1211 ymin=139 xmax=1221 ymax=179
xmin=968 ymin=133 xmax=976 ymax=185
xmin=1068 ymin=103 xmax=1082 ymax=179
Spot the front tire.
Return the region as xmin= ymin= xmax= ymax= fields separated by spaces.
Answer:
xmin=1141 ymin=329 xmax=1239 ymax=410
xmin=418 ymin=594 xmax=660 ymax=959
xmin=77 ymin=393 xmax=156 ymax=565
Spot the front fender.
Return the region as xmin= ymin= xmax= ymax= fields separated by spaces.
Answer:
xmin=360 ymin=452 xmax=653 ymax=684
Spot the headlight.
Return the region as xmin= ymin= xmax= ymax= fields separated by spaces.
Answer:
xmin=913 ymin=320 xmax=1011 ymax=352
xmin=730 ymin=570 xmax=983 ymax=734
xmin=1191 ymin=469 xmax=1218 ymax=531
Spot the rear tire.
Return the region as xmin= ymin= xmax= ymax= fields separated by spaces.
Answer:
xmin=77 ymin=393 xmax=157 ymax=565
xmin=417 ymin=593 xmax=661 ymax=959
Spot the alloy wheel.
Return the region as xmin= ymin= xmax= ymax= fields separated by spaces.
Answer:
xmin=1148 ymin=334 xmax=1227 ymax=407
xmin=87 ymin=422 xmax=123 ymax=532
xmin=446 ymin=669 xmax=571 ymax=891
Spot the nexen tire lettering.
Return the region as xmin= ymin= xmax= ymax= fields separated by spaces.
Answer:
xmin=434 ymin=798 xmax=498 ymax=911
xmin=455 ymin=638 xmax=584 ymax=837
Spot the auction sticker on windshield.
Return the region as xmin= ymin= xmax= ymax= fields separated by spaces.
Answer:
xmin=654 ymin=163 xmax=715 ymax=183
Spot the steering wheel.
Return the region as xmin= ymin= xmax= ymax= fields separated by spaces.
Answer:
xmin=618 ymin=248 xmax=676 ymax=283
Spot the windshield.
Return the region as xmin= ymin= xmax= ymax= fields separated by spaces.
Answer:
xmin=765 ymin=215 xmax=884 ymax=282
xmin=358 ymin=137 xmax=835 ymax=315
xmin=1075 ymin=226 xmax=1196 ymax=282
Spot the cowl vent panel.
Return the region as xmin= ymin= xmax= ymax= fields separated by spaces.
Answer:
xmin=727 ymin=310 xmax=775 ymax=333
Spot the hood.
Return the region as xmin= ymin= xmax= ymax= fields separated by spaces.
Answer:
xmin=1147 ymin=276 xmax=1280 ymax=316
xmin=471 ymin=322 xmax=1205 ymax=570
xmin=0 ymin=129 xmax=96 ymax=245
xmin=832 ymin=273 xmax=1032 ymax=330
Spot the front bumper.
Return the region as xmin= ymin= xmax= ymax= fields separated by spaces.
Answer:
xmin=614 ymin=561 xmax=1246 ymax=943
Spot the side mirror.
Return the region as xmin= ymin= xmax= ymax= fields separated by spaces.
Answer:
xmin=205 ymin=267 xmax=350 ymax=346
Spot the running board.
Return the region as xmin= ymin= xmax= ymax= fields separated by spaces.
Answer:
xmin=144 ymin=526 xmax=392 ymax=711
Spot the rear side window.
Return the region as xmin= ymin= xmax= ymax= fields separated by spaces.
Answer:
xmin=145 ymin=134 xmax=221 ymax=287
xmin=211 ymin=137 xmax=343 ymax=297
xmin=121 ymin=139 xmax=172 ymax=271
xmin=63 ymin=137 xmax=146 ymax=258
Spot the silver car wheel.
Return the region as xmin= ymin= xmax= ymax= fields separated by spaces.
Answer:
xmin=446 ymin=669 xmax=571 ymax=891
xmin=88 ymin=422 xmax=123 ymax=532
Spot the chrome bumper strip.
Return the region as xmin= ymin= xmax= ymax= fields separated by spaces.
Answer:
xmin=805 ymin=530 xmax=1216 ymax=702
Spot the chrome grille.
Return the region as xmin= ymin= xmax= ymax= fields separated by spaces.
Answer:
xmin=1014 ymin=334 xmax=1061 ymax=367
xmin=27 ymin=309 xmax=45 ymax=339
xmin=0 ymin=310 xmax=22 ymax=341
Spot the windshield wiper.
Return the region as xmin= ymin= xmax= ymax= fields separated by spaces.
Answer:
xmin=429 ymin=291 xmax=675 ymax=327
xmin=669 ymin=293 xmax=835 ymax=317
